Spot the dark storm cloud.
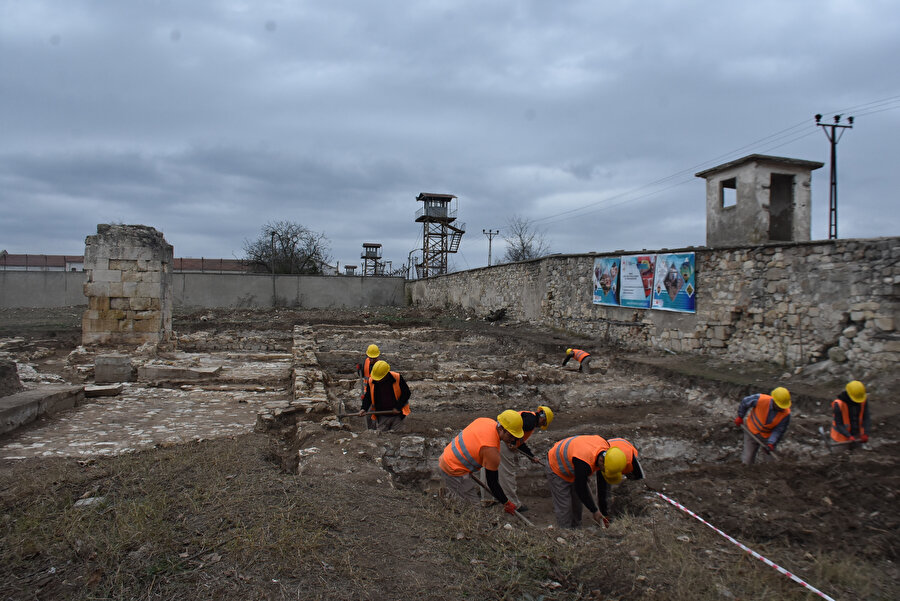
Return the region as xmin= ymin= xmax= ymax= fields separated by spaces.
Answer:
xmin=1 ymin=1 xmax=897 ymax=269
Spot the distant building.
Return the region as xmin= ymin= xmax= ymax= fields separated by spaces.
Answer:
xmin=0 ymin=253 xmax=84 ymax=271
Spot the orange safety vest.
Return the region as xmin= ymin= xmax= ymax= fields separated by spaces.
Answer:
xmin=361 ymin=357 xmax=376 ymax=380
xmin=746 ymin=395 xmax=790 ymax=438
xmin=516 ymin=410 xmax=537 ymax=446
xmin=367 ymin=372 xmax=410 ymax=419
xmin=547 ymin=435 xmax=609 ymax=483
xmin=571 ymin=349 xmax=590 ymax=363
xmin=439 ymin=418 xmax=501 ymax=476
xmin=607 ymin=438 xmax=638 ymax=476
xmin=830 ymin=398 xmax=866 ymax=442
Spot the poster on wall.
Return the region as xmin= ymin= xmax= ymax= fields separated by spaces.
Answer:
xmin=651 ymin=252 xmax=696 ymax=313
xmin=619 ymin=254 xmax=656 ymax=309
xmin=592 ymin=257 xmax=621 ymax=306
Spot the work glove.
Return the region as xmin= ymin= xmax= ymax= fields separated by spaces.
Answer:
xmin=860 ymin=434 xmax=869 ymax=443
xmin=503 ymin=501 xmax=517 ymax=515
xmin=734 ymin=417 xmax=743 ymax=426
xmin=848 ymin=436 xmax=856 ymax=442
xmin=766 ymin=443 xmax=775 ymax=452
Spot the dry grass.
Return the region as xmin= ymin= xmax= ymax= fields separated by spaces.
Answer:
xmin=1 ymin=434 xmax=895 ymax=600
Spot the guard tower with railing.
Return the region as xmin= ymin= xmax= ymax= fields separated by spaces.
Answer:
xmin=344 ymin=264 xmax=357 ymax=276
xmin=361 ymin=243 xmax=382 ymax=277
xmin=415 ymin=192 xmax=465 ymax=278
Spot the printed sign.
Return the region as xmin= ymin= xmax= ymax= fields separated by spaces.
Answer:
xmin=619 ymin=255 xmax=656 ymax=309
xmin=651 ymin=252 xmax=696 ymax=313
xmin=592 ymin=257 xmax=620 ymax=306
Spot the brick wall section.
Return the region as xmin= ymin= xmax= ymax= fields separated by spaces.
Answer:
xmin=82 ymin=224 xmax=174 ymax=345
xmin=408 ymin=237 xmax=899 ymax=378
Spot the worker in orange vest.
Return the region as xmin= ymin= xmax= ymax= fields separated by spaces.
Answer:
xmin=439 ymin=411 xmax=524 ymax=515
xmin=734 ymin=387 xmax=791 ymax=464
xmin=545 ymin=435 xmax=643 ymax=528
xmin=562 ymin=348 xmax=591 ymax=374
xmin=830 ymin=380 xmax=870 ymax=451
xmin=480 ymin=406 xmax=554 ymax=512
xmin=355 ymin=344 xmax=381 ymax=429
xmin=357 ymin=360 xmax=410 ymax=432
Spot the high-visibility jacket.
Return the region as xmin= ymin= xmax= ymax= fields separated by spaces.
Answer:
xmin=439 ymin=418 xmax=501 ymax=476
xmin=607 ymin=438 xmax=638 ymax=475
xmin=831 ymin=398 xmax=866 ymax=442
xmin=547 ymin=435 xmax=609 ymax=482
xmin=571 ymin=349 xmax=590 ymax=363
xmin=360 ymin=356 xmax=376 ymax=380
xmin=745 ymin=395 xmax=790 ymax=438
xmin=367 ymin=372 xmax=410 ymax=418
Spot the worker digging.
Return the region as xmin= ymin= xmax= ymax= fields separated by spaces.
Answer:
xmin=562 ymin=348 xmax=591 ymax=374
xmin=479 ymin=406 xmax=554 ymax=512
xmin=828 ymin=379 xmax=871 ymax=452
xmin=438 ymin=410 xmax=525 ymax=517
xmin=357 ymin=360 xmax=410 ymax=432
xmin=734 ymin=386 xmax=791 ymax=464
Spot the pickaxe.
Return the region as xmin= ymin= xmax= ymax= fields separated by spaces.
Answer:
xmin=740 ymin=424 xmax=779 ymax=460
xmin=818 ymin=426 xmax=856 ymax=449
xmin=468 ymin=473 xmax=534 ymax=526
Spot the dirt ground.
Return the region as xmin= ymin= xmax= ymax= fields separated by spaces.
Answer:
xmin=0 ymin=305 xmax=898 ymax=600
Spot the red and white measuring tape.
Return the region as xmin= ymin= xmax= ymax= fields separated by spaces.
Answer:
xmin=654 ymin=492 xmax=837 ymax=601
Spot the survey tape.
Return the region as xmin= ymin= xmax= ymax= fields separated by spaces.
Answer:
xmin=654 ymin=492 xmax=837 ymax=601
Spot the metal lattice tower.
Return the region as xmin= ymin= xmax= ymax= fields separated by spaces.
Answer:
xmin=361 ymin=243 xmax=382 ymax=277
xmin=415 ymin=193 xmax=465 ymax=278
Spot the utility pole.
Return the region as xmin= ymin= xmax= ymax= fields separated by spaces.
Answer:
xmin=483 ymin=229 xmax=499 ymax=266
xmin=815 ymin=113 xmax=853 ymax=240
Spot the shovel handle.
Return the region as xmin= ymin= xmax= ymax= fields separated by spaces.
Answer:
xmin=740 ymin=424 xmax=779 ymax=460
xmin=468 ymin=474 xmax=534 ymax=527
xmin=336 ymin=410 xmax=399 ymax=418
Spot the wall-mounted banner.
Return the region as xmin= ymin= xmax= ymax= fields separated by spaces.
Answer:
xmin=652 ymin=252 xmax=696 ymax=313
xmin=592 ymin=257 xmax=620 ymax=306
xmin=619 ymin=255 xmax=656 ymax=309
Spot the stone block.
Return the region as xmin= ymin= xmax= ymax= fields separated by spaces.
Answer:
xmin=90 ymin=269 xmax=123 ymax=283
xmin=95 ymin=354 xmax=134 ymax=383
xmin=0 ymin=359 xmax=24 ymax=397
xmin=88 ymin=296 xmax=110 ymax=311
xmin=874 ymin=317 xmax=894 ymax=331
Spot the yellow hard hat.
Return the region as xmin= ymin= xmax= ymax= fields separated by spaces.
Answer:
xmin=566 ymin=348 xmax=573 ymax=355
xmin=846 ymin=380 xmax=867 ymax=403
xmin=366 ymin=344 xmax=380 ymax=358
xmin=602 ymin=447 xmax=626 ymax=485
xmin=771 ymin=387 xmax=791 ymax=409
xmin=370 ymin=360 xmax=390 ymax=381
xmin=537 ymin=406 xmax=554 ymax=429
xmin=496 ymin=410 xmax=524 ymax=439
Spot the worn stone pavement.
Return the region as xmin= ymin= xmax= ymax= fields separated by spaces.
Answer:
xmin=0 ymin=353 xmax=294 ymax=461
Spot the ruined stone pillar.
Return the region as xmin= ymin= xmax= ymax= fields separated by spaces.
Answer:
xmin=82 ymin=224 xmax=173 ymax=346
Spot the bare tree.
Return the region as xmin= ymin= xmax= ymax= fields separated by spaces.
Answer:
xmin=501 ymin=215 xmax=551 ymax=263
xmin=243 ymin=221 xmax=332 ymax=274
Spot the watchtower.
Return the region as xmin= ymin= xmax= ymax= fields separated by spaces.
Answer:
xmin=343 ymin=264 xmax=357 ymax=276
xmin=361 ymin=243 xmax=382 ymax=277
xmin=415 ymin=192 xmax=465 ymax=278
xmin=696 ymin=154 xmax=823 ymax=247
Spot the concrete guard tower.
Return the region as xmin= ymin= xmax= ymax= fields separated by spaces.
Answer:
xmin=696 ymin=154 xmax=823 ymax=247
xmin=361 ymin=243 xmax=382 ymax=276
xmin=415 ymin=192 xmax=465 ymax=278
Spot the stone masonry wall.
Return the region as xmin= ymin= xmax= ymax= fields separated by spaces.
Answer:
xmin=82 ymin=224 xmax=174 ymax=346
xmin=408 ymin=237 xmax=899 ymax=387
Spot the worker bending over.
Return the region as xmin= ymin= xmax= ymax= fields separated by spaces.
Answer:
xmin=358 ymin=360 xmax=410 ymax=432
xmin=734 ymin=387 xmax=791 ymax=464
xmin=480 ymin=406 xmax=554 ymax=512
xmin=830 ymin=380 xmax=871 ymax=452
xmin=439 ymin=411 xmax=524 ymax=516
xmin=545 ymin=435 xmax=643 ymax=528
xmin=562 ymin=348 xmax=591 ymax=374
xmin=356 ymin=344 xmax=381 ymax=429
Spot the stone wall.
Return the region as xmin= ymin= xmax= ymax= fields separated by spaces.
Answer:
xmin=82 ymin=224 xmax=174 ymax=346
xmin=408 ymin=237 xmax=899 ymax=384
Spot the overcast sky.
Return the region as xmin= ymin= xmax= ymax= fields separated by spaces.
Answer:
xmin=2 ymin=1 xmax=898 ymax=273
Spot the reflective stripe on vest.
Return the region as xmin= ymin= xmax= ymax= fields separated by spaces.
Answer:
xmin=831 ymin=399 xmax=866 ymax=442
xmin=607 ymin=438 xmax=637 ymax=475
xmin=746 ymin=395 xmax=789 ymax=438
xmin=440 ymin=418 xmax=500 ymax=475
xmin=548 ymin=435 xmax=609 ymax=483
xmin=573 ymin=349 xmax=590 ymax=362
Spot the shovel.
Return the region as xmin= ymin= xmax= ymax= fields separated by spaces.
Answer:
xmin=740 ymin=424 xmax=779 ymax=460
xmin=336 ymin=410 xmax=401 ymax=418
xmin=468 ymin=474 xmax=534 ymax=526
xmin=512 ymin=445 xmax=545 ymax=467
xmin=818 ymin=426 xmax=856 ymax=449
